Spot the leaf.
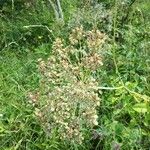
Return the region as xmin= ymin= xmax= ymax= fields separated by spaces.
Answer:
xmin=134 ymin=93 xmax=150 ymax=102
xmin=0 ymin=125 xmax=5 ymax=133
xmin=133 ymin=103 xmax=148 ymax=113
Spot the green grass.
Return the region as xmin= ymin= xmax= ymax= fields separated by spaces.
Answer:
xmin=0 ymin=0 xmax=150 ymax=149
xmin=0 ymin=51 xmax=40 ymax=149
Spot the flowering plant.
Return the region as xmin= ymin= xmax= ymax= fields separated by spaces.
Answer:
xmin=29 ymin=26 xmax=106 ymax=144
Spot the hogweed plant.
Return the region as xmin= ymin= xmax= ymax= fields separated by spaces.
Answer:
xmin=28 ymin=26 xmax=106 ymax=144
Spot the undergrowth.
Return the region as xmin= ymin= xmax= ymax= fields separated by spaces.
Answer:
xmin=0 ymin=0 xmax=150 ymax=149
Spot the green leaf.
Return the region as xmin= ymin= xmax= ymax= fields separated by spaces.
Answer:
xmin=0 ymin=126 xmax=5 ymax=133
xmin=133 ymin=103 xmax=148 ymax=113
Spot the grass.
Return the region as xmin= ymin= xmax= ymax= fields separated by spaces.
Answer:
xmin=0 ymin=51 xmax=39 ymax=149
xmin=0 ymin=0 xmax=150 ymax=149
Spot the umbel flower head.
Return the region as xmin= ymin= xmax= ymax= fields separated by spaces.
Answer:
xmin=29 ymin=26 xmax=106 ymax=144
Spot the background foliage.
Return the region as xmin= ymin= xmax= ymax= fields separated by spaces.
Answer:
xmin=0 ymin=0 xmax=150 ymax=149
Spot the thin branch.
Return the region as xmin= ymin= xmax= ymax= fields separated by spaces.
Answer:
xmin=2 ymin=42 xmax=19 ymax=51
xmin=97 ymin=86 xmax=124 ymax=90
xmin=56 ymin=0 xmax=64 ymax=20
xmin=23 ymin=25 xmax=52 ymax=33
xmin=23 ymin=24 xmax=55 ymax=39
xmin=48 ymin=0 xmax=59 ymax=20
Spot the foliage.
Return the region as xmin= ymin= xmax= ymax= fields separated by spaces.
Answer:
xmin=0 ymin=0 xmax=150 ymax=149
xmin=0 ymin=0 xmax=77 ymax=51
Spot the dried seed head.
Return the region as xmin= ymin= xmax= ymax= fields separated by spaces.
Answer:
xmin=29 ymin=26 xmax=106 ymax=144
xmin=86 ymin=29 xmax=106 ymax=50
xmin=69 ymin=26 xmax=84 ymax=45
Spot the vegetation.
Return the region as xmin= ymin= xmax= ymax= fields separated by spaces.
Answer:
xmin=0 ymin=0 xmax=149 ymax=149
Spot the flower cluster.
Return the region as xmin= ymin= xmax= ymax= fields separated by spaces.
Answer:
xmin=69 ymin=26 xmax=84 ymax=45
xmin=29 ymin=26 xmax=106 ymax=144
xmin=86 ymin=29 xmax=106 ymax=50
xmin=81 ymin=53 xmax=103 ymax=71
